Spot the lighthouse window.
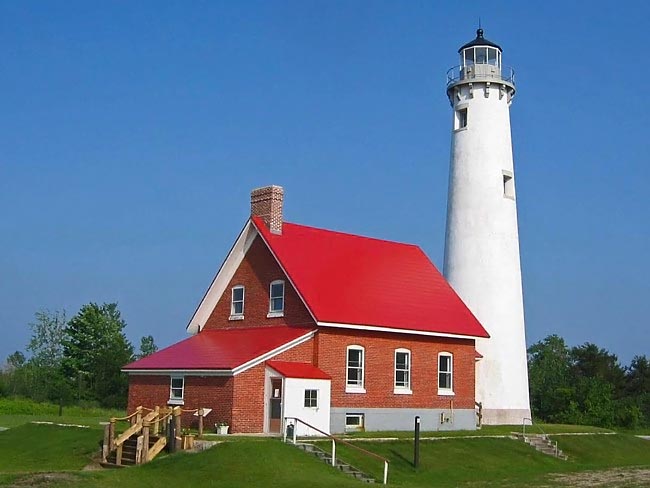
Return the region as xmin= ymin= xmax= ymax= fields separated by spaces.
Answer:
xmin=455 ymin=108 xmax=468 ymax=130
xmin=488 ymin=48 xmax=498 ymax=66
xmin=503 ymin=171 xmax=515 ymax=199
xmin=476 ymin=47 xmax=488 ymax=64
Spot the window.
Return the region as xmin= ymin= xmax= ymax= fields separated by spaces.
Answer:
xmin=502 ymin=171 xmax=515 ymax=199
xmin=455 ymin=108 xmax=468 ymax=130
xmin=394 ymin=349 xmax=411 ymax=393
xmin=268 ymin=280 xmax=285 ymax=316
xmin=230 ymin=285 xmax=245 ymax=319
xmin=169 ymin=376 xmax=184 ymax=404
xmin=345 ymin=413 xmax=364 ymax=432
xmin=346 ymin=345 xmax=365 ymax=393
xmin=304 ymin=389 xmax=318 ymax=408
xmin=438 ymin=353 xmax=453 ymax=394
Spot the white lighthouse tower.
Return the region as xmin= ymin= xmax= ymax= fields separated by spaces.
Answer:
xmin=443 ymin=29 xmax=531 ymax=425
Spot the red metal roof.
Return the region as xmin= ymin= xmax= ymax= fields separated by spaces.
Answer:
xmin=123 ymin=326 xmax=314 ymax=371
xmin=253 ymin=216 xmax=488 ymax=338
xmin=267 ymin=361 xmax=331 ymax=380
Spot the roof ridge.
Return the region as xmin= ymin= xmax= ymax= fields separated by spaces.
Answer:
xmin=279 ymin=219 xmax=422 ymax=249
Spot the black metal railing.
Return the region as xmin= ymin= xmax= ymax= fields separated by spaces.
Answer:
xmin=446 ymin=65 xmax=515 ymax=87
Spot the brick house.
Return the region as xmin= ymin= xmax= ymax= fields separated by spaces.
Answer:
xmin=123 ymin=186 xmax=489 ymax=434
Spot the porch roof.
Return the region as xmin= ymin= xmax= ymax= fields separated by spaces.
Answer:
xmin=267 ymin=360 xmax=331 ymax=380
xmin=123 ymin=326 xmax=315 ymax=372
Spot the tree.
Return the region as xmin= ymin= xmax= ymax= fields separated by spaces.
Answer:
xmin=27 ymin=309 xmax=65 ymax=369
xmin=62 ymin=303 xmax=134 ymax=407
xmin=527 ymin=335 xmax=572 ymax=421
xmin=570 ymin=343 xmax=626 ymax=398
xmin=138 ymin=335 xmax=158 ymax=359
xmin=6 ymin=351 xmax=26 ymax=370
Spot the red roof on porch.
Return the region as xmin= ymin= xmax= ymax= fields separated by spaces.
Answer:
xmin=267 ymin=361 xmax=331 ymax=380
xmin=123 ymin=326 xmax=314 ymax=371
xmin=253 ymin=216 xmax=489 ymax=338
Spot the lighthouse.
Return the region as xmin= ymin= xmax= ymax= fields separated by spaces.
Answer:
xmin=443 ymin=29 xmax=531 ymax=425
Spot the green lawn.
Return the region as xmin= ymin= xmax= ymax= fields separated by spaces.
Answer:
xmin=0 ymin=423 xmax=100 ymax=472
xmin=0 ymin=417 xmax=648 ymax=488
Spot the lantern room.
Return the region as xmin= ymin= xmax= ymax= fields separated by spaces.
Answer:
xmin=459 ymin=28 xmax=502 ymax=68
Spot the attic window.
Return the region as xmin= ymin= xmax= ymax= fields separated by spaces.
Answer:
xmin=230 ymin=285 xmax=245 ymax=320
xmin=268 ymin=280 xmax=285 ymax=317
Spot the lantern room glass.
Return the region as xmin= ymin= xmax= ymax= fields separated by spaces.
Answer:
xmin=462 ymin=47 xmax=501 ymax=68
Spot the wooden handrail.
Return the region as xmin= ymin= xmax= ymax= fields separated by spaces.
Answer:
xmin=111 ymin=406 xmax=143 ymax=422
xmin=284 ymin=416 xmax=389 ymax=484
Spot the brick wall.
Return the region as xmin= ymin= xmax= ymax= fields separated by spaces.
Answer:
xmin=204 ymin=236 xmax=314 ymax=330
xmin=317 ymin=328 xmax=476 ymax=409
xmin=231 ymin=337 xmax=315 ymax=432
xmin=127 ymin=375 xmax=234 ymax=431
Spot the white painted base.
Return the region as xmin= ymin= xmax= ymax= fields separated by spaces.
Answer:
xmin=480 ymin=408 xmax=531 ymax=426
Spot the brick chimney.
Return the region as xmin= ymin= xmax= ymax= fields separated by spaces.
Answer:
xmin=250 ymin=185 xmax=284 ymax=235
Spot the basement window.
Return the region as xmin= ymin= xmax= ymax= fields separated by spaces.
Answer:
xmin=455 ymin=107 xmax=468 ymax=130
xmin=345 ymin=413 xmax=365 ymax=432
xmin=169 ymin=376 xmax=185 ymax=405
xmin=503 ymin=171 xmax=515 ymax=199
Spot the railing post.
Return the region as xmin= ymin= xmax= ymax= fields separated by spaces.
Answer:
xmin=102 ymin=423 xmax=110 ymax=462
xmin=282 ymin=418 xmax=287 ymax=443
xmin=173 ymin=406 xmax=182 ymax=451
xmin=116 ymin=443 xmax=123 ymax=466
xmin=153 ymin=406 xmax=160 ymax=435
xmin=135 ymin=406 xmax=143 ymax=426
xmin=109 ymin=418 xmax=116 ymax=452
xmin=142 ymin=421 xmax=150 ymax=464
xmin=383 ymin=461 xmax=389 ymax=485
xmin=198 ymin=408 xmax=204 ymax=437
xmin=331 ymin=439 xmax=336 ymax=466
xmin=292 ymin=419 xmax=297 ymax=444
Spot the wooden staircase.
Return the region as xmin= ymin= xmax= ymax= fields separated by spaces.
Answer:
xmin=294 ymin=442 xmax=376 ymax=483
xmin=101 ymin=405 xmax=208 ymax=468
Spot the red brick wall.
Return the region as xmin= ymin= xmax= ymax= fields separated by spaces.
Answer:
xmin=231 ymin=337 xmax=315 ymax=433
xmin=317 ymin=328 xmax=476 ymax=409
xmin=204 ymin=236 xmax=314 ymax=330
xmin=127 ymin=375 xmax=234 ymax=431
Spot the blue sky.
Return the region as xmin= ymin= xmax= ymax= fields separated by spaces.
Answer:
xmin=1 ymin=1 xmax=648 ymax=365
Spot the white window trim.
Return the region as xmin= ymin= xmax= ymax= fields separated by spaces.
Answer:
xmin=267 ymin=279 xmax=285 ymax=317
xmin=438 ymin=352 xmax=454 ymax=396
xmin=394 ymin=348 xmax=412 ymax=395
xmin=169 ymin=376 xmax=185 ymax=405
xmin=304 ymin=389 xmax=319 ymax=409
xmin=229 ymin=285 xmax=245 ymax=320
xmin=346 ymin=345 xmax=366 ymax=393
xmin=345 ymin=413 xmax=365 ymax=432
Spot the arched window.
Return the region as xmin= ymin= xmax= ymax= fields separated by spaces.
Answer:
xmin=438 ymin=352 xmax=454 ymax=395
xmin=346 ymin=345 xmax=365 ymax=393
xmin=230 ymin=285 xmax=245 ymax=318
xmin=394 ymin=348 xmax=412 ymax=393
xmin=269 ymin=280 xmax=285 ymax=315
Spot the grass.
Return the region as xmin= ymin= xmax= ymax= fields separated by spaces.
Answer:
xmin=0 ymin=411 xmax=648 ymax=487
xmin=0 ymin=423 xmax=100 ymax=473
xmin=339 ymin=423 xmax=613 ymax=439
xmin=314 ymin=433 xmax=650 ymax=487
xmin=0 ymin=397 xmax=124 ymax=430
